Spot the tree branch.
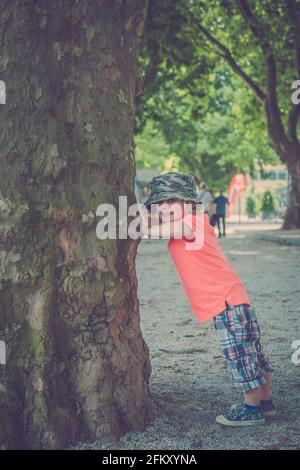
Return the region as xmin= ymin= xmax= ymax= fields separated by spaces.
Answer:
xmin=285 ymin=0 xmax=300 ymax=145
xmin=236 ymin=0 xmax=291 ymax=154
xmin=188 ymin=14 xmax=266 ymax=103
xmin=236 ymin=1 xmax=278 ymax=103
xmin=288 ymin=104 xmax=300 ymax=146
xmin=285 ymin=0 xmax=300 ymax=78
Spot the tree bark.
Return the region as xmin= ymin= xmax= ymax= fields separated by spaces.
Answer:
xmin=283 ymin=158 xmax=300 ymax=229
xmin=0 ymin=0 xmax=153 ymax=449
xmin=264 ymin=99 xmax=300 ymax=229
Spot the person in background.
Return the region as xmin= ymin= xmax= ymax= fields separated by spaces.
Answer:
xmin=209 ymin=190 xmax=217 ymax=227
xmin=214 ymin=190 xmax=229 ymax=238
xmin=197 ymin=183 xmax=213 ymax=217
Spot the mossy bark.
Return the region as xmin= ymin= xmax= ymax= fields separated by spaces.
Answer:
xmin=0 ymin=0 xmax=152 ymax=449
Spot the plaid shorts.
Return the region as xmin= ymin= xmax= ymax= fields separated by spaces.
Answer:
xmin=213 ymin=302 xmax=273 ymax=393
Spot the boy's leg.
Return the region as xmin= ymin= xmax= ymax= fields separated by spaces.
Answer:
xmin=244 ymin=371 xmax=276 ymax=416
xmin=243 ymin=371 xmax=272 ymax=401
xmin=242 ymin=374 xmax=271 ymax=406
xmin=261 ymin=371 xmax=272 ymax=400
xmin=259 ymin=371 xmax=276 ymax=416
xmin=213 ymin=303 xmax=274 ymax=426
xmin=244 ymin=387 xmax=261 ymax=406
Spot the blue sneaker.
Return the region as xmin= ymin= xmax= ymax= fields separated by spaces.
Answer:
xmin=216 ymin=403 xmax=265 ymax=427
xmin=260 ymin=399 xmax=277 ymax=417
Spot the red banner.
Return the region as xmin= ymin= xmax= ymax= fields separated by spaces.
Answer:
xmin=228 ymin=173 xmax=248 ymax=216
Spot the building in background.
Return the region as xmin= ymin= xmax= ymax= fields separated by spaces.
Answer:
xmin=250 ymin=164 xmax=289 ymax=219
xmin=228 ymin=164 xmax=289 ymax=220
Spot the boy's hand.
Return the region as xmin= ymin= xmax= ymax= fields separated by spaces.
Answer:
xmin=183 ymin=222 xmax=195 ymax=240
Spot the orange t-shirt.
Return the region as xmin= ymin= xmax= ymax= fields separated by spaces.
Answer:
xmin=167 ymin=213 xmax=251 ymax=323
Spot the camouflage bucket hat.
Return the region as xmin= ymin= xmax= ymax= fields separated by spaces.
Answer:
xmin=144 ymin=172 xmax=198 ymax=208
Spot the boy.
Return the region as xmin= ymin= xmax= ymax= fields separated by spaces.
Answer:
xmin=136 ymin=171 xmax=275 ymax=426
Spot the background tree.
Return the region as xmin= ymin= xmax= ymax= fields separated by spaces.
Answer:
xmin=0 ymin=0 xmax=153 ymax=449
xmin=137 ymin=0 xmax=299 ymax=226
xmin=246 ymin=195 xmax=257 ymax=218
xmin=186 ymin=0 xmax=300 ymax=227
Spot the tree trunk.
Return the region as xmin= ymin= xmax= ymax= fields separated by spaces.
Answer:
xmin=0 ymin=0 xmax=153 ymax=449
xmin=283 ymin=158 xmax=300 ymax=229
xmin=264 ymin=101 xmax=300 ymax=229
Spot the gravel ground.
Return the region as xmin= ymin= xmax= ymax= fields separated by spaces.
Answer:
xmin=75 ymin=224 xmax=300 ymax=450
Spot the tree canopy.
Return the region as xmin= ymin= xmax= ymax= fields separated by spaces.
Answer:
xmin=135 ymin=0 xmax=300 ymax=220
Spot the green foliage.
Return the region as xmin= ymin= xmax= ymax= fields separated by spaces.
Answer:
xmin=260 ymin=190 xmax=276 ymax=218
xmin=185 ymin=0 xmax=297 ymax=131
xmin=135 ymin=0 xmax=286 ymax=189
xmin=135 ymin=64 xmax=278 ymax=189
xmin=136 ymin=0 xmax=216 ymax=131
xmin=135 ymin=120 xmax=171 ymax=169
xmin=246 ymin=195 xmax=257 ymax=218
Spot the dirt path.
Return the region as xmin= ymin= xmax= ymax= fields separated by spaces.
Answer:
xmin=121 ymin=225 xmax=300 ymax=450
xmin=75 ymin=224 xmax=300 ymax=450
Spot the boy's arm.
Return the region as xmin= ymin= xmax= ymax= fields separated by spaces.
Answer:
xmin=140 ymin=214 xmax=195 ymax=240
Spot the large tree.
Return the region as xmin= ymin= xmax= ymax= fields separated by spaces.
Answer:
xmin=0 ymin=0 xmax=153 ymax=449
